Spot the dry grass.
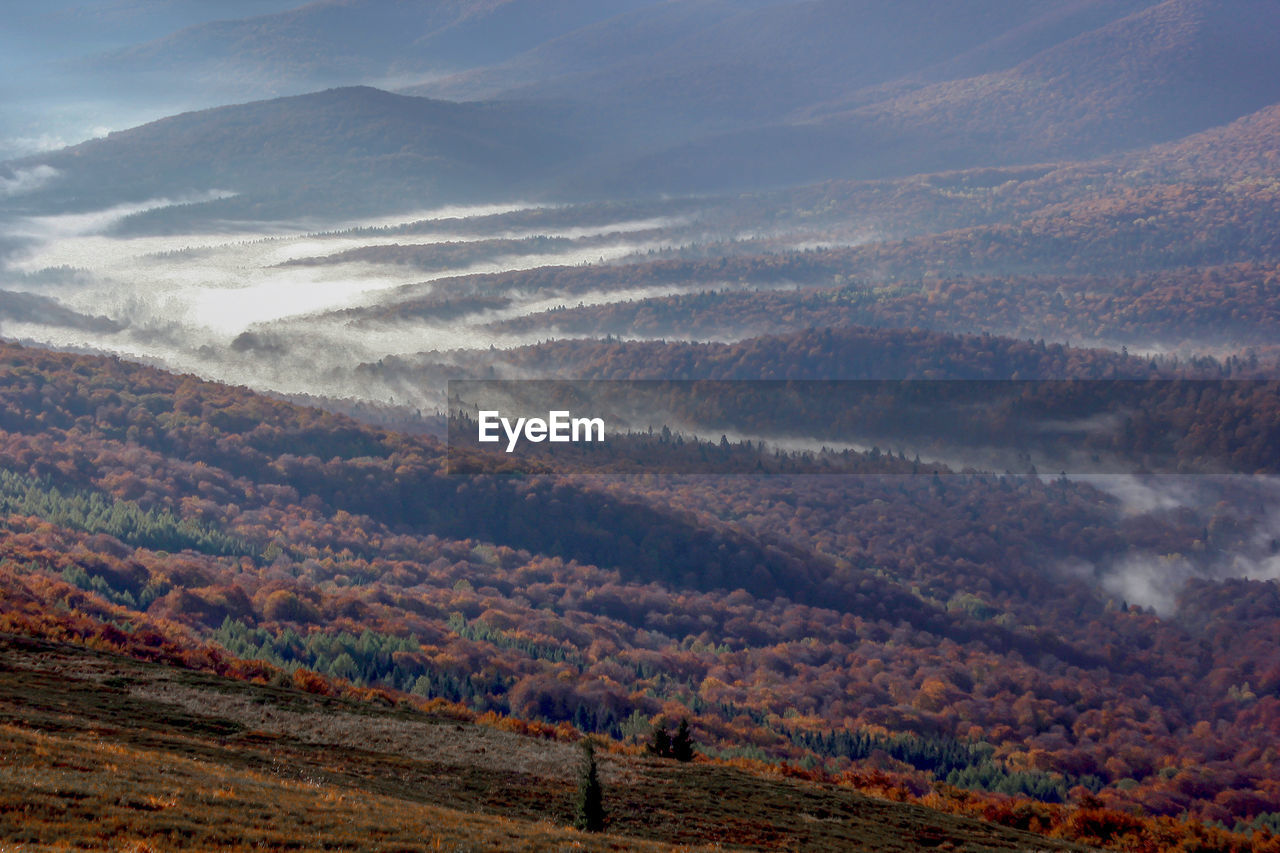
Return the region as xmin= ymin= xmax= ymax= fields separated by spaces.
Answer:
xmin=0 ymin=635 xmax=1084 ymax=852
xmin=0 ymin=722 xmax=693 ymax=852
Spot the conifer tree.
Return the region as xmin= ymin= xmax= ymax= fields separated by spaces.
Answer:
xmin=647 ymin=720 xmax=671 ymax=757
xmin=574 ymin=738 xmax=605 ymax=832
xmin=671 ymin=717 xmax=695 ymax=763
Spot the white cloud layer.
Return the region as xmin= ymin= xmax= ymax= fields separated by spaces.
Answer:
xmin=0 ymin=165 xmax=60 ymax=197
xmin=0 ymin=193 xmax=693 ymax=408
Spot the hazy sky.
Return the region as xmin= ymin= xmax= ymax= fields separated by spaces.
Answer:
xmin=0 ymin=0 xmax=305 ymax=157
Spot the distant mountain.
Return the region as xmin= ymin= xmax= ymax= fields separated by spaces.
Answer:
xmin=5 ymin=86 xmax=584 ymax=221
xmin=412 ymin=0 xmax=753 ymax=103
xmin=91 ymin=0 xmax=659 ymax=97
xmin=10 ymin=0 xmax=1280 ymax=218
xmin=810 ymin=0 xmax=1280 ymax=153
xmin=573 ymin=0 xmax=1280 ymax=194
xmin=2 ymin=1 xmax=664 ymax=159
xmin=414 ymin=0 xmax=1089 ymax=130
xmin=0 ymin=1 xmax=300 ymax=70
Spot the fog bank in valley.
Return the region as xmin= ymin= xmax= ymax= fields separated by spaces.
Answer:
xmin=0 ymin=195 xmax=717 ymax=410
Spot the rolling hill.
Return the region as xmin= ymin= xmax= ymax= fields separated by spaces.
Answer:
xmin=0 ymin=633 xmax=1092 ymax=852
xmin=0 ymin=331 xmax=1277 ymax=806
xmin=0 ymin=338 xmax=1276 ymax=850
xmin=5 ymin=86 xmax=583 ymax=220
xmin=11 ymin=0 xmax=1280 ymax=216
xmin=89 ymin=0 xmax=658 ymax=98
xmin=418 ymin=0 xmax=1080 ymax=125
xmin=573 ymin=0 xmax=1280 ymax=193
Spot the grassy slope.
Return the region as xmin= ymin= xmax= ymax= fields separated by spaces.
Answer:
xmin=0 ymin=633 xmax=1084 ymax=852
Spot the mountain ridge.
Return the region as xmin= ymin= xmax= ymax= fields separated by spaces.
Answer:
xmin=5 ymin=85 xmax=585 ymax=219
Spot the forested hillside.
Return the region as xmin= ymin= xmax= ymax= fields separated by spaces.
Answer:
xmin=0 ymin=340 xmax=1278 ymax=852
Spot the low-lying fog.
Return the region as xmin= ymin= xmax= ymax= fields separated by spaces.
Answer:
xmin=0 ymin=195 xmax=716 ymax=407
xmin=4 ymin=194 xmax=1280 ymax=619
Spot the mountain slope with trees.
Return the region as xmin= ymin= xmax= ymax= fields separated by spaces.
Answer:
xmin=0 ymin=338 xmax=1277 ymax=839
